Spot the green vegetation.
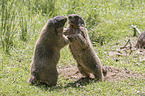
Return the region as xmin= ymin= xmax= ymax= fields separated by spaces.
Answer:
xmin=0 ymin=0 xmax=145 ymax=95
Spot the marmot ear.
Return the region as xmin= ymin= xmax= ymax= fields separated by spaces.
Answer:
xmin=79 ymin=17 xmax=85 ymax=27
xmin=48 ymin=19 xmax=56 ymax=26
xmin=53 ymin=19 xmax=57 ymax=25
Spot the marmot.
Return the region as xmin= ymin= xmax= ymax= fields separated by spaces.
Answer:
xmin=28 ymin=16 xmax=70 ymax=86
xmin=64 ymin=14 xmax=107 ymax=81
xmin=135 ymin=31 xmax=145 ymax=49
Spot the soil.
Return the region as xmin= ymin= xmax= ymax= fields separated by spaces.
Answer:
xmin=58 ymin=48 xmax=145 ymax=84
xmin=58 ymin=65 xmax=145 ymax=87
xmin=58 ymin=41 xmax=145 ymax=87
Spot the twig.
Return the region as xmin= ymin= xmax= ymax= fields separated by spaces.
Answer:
xmin=120 ymin=39 xmax=131 ymax=49
xmin=128 ymin=40 xmax=133 ymax=54
xmin=120 ymin=39 xmax=133 ymax=54
xmin=131 ymin=25 xmax=141 ymax=36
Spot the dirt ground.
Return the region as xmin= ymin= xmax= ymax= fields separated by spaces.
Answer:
xmin=58 ymin=48 xmax=145 ymax=81
xmin=58 ymin=66 xmax=145 ymax=83
xmin=58 ymin=40 xmax=145 ymax=87
xmin=58 ymin=48 xmax=145 ymax=87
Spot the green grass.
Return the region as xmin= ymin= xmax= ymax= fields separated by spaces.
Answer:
xmin=0 ymin=0 xmax=145 ymax=95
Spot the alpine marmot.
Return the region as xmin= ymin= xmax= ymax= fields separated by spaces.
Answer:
xmin=64 ymin=14 xmax=107 ymax=81
xmin=28 ymin=16 xmax=70 ymax=86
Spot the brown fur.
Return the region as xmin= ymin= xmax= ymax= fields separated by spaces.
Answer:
xmin=135 ymin=31 xmax=145 ymax=49
xmin=28 ymin=16 xmax=70 ymax=86
xmin=64 ymin=14 xmax=107 ymax=81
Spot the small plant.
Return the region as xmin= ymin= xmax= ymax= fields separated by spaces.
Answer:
xmin=30 ymin=0 xmax=57 ymax=17
xmin=20 ymin=15 xmax=28 ymax=41
xmin=1 ymin=0 xmax=18 ymax=54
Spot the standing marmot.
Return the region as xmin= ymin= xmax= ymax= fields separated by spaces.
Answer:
xmin=28 ymin=16 xmax=70 ymax=86
xmin=64 ymin=14 xmax=107 ymax=81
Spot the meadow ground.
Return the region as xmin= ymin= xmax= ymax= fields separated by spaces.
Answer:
xmin=0 ymin=0 xmax=145 ymax=95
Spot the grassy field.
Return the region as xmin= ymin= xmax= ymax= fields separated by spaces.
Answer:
xmin=0 ymin=0 xmax=145 ymax=95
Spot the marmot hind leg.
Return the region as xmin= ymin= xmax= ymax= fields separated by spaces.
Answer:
xmin=89 ymin=66 xmax=104 ymax=81
xmin=77 ymin=63 xmax=108 ymax=79
xmin=39 ymin=67 xmax=58 ymax=87
xmin=77 ymin=63 xmax=90 ymax=78
xmin=28 ymin=75 xmax=40 ymax=85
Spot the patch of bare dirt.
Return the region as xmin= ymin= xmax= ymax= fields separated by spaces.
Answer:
xmin=108 ymin=46 xmax=145 ymax=63
xmin=58 ymin=66 xmax=145 ymax=83
xmin=104 ymin=66 xmax=145 ymax=82
xmin=109 ymin=47 xmax=145 ymax=57
xmin=58 ymin=43 xmax=145 ymax=87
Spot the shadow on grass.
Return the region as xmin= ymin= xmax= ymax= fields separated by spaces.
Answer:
xmin=33 ymin=77 xmax=97 ymax=91
xmin=64 ymin=77 xmax=96 ymax=88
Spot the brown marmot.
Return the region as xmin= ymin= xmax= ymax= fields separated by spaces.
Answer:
xmin=64 ymin=14 xmax=107 ymax=81
xmin=135 ymin=31 xmax=145 ymax=49
xmin=28 ymin=16 xmax=70 ymax=86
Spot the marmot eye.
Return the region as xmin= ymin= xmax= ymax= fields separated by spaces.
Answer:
xmin=68 ymin=16 xmax=72 ymax=19
xmin=60 ymin=19 xmax=64 ymax=22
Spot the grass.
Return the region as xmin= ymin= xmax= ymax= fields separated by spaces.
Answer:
xmin=0 ymin=0 xmax=145 ymax=95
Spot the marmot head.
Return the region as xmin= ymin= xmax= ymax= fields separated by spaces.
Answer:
xmin=48 ymin=16 xmax=67 ymax=35
xmin=68 ymin=14 xmax=85 ymax=28
xmin=48 ymin=16 xmax=67 ymax=28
